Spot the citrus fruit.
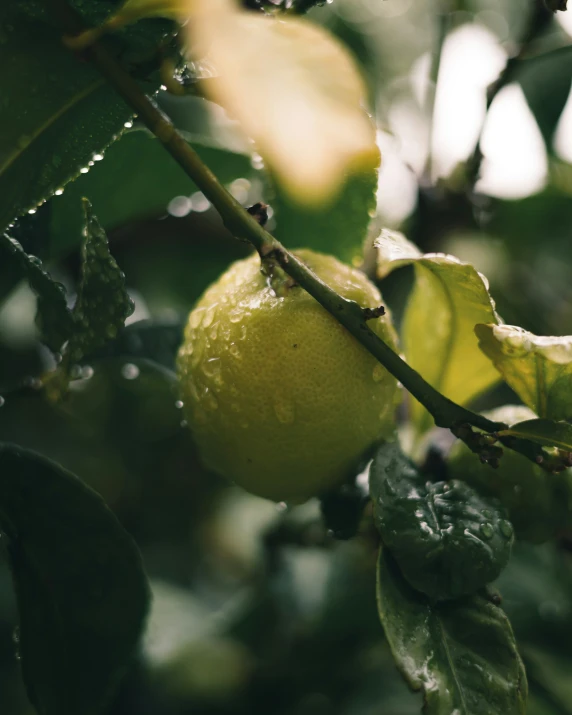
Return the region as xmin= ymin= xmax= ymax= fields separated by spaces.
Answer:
xmin=448 ymin=404 xmax=572 ymax=542
xmin=177 ymin=249 xmax=400 ymax=502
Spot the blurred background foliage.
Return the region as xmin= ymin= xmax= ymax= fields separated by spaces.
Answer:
xmin=3 ymin=0 xmax=572 ymax=712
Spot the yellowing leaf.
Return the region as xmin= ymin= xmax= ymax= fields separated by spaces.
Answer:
xmin=476 ymin=324 xmax=572 ymax=420
xmin=186 ymin=0 xmax=378 ymax=206
xmin=376 ymin=230 xmax=500 ymax=435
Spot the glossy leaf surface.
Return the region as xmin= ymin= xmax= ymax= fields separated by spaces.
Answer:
xmin=65 ymin=200 xmax=134 ymax=363
xmin=377 ymin=549 xmax=527 ymax=715
xmin=370 ymin=442 xmax=513 ymax=600
xmin=0 ymin=14 xmax=129 ymax=231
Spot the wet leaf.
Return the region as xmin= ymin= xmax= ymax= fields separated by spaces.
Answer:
xmin=370 ymin=442 xmax=513 ymax=600
xmin=376 ymin=230 xmax=500 ymax=435
xmin=0 ymin=14 xmax=130 ymax=231
xmin=186 ymin=0 xmax=379 ymax=206
xmin=0 ymin=234 xmax=74 ymax=352
xmin=0 ymin=443 xmax=150 ymax=715
xmin=376 ymin=549 xmax=527 ymax=715
xmin=66 ymin=200 xmax=134 ymax=363
xmin=499 ymin=419 xmax=572 ymax=452
xmin=476 ymin=324 xmax=572 ymax=421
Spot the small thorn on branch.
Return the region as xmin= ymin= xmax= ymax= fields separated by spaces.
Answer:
xmin=362 ymin=305 xmax=386 ymax=320
xmin=247 ymin=202 xmax=269 ymax=227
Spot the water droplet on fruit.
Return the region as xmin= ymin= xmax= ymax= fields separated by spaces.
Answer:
xmin=201 ymin=357 xmax=221 ymax=378
xmin=0 ymin=396 xmax=4 ymax=407
xmin=480 ymin=523 xmax=494 ymax=539
xmin=274 ymin=398 xmax=295 ymax=425
xmin=229 ymin=343 xmax=241 ymax=359
xmin=499 ymin=520 xmax=513 ymax=539
xmin=175 ymin=400 xmax=184 ymax=409
xmin=202 ymin=306 xmax=216 ymax=328
xmin=203 ymin=391 xmax=218 ymax=411
xmin=121 ymin=363 xmax=140 ymax=380
xmin=229 ymin=308 xmax=243 ymax=323
xmin=372 ymin=364 xmax=385 ymax=382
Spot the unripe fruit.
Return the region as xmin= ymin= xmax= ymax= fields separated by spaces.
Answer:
xmin=448 ymin=404 xmax=572 ymax=542
xmin=177 ymin=249 xmax=400 ymax=502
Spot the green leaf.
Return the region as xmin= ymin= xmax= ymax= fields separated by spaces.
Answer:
xmin=370 ymin=442 xmax=513 ymax=600
xmin=376 ymin=548 xmax=528 ymax=715
xmin=0 ymin=14 xmax=133 ymax=231
xmin=49 ymin=129 xmax=255 ymax=255
xmin=66 ymin=200 xmax=134 ymax=363
xmin=376 ymin=230 xmax=501 ymax=435
xmin=0 ymin=443 xmax=150 ymax=715
xmin=476 ymin=324 xmax=572 ymax=421
xmin=516 ymin=47 xmax=572 ymax=150
xmin=271 ymin=159 xmax=379 ymax=263
xmin=499 ymin=419 xmax=572 ymax=452
xmin=0 ymin=234 xmax=74 ymax=352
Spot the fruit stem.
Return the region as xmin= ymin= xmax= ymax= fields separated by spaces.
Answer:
xmin=50 ymin=0 xmax=504 ymax=437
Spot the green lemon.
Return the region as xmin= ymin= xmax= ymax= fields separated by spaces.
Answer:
xmin=177 ymin=249 xmax=400 ymax=502
xmin=448 ymin=404 xmax=572 ymax=542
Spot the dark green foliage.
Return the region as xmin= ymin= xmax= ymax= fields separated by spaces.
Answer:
xmin=377 ymin=549 xmax=527 ymax=715
xmin=85 ymin=319 xmax=184 ymax=369
xmin=0 ymin=1 xmax=172 ymax=233
xmin=0 ymin=444 xmax=150 ymax=715
xmin=66 ymin=200 xmax=134 ymax=363
xmin=0 ymin=14 xmax=130 ymax=232
xmin=370 ymin=442 xmax=514 ymax=600
xmin=272 ymin=163 xmax=379 ymax=263
xmin=0 ymin=235 xmax=74 ymax=352
xmin=320 ymin=482 xmax=368 ymax=540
